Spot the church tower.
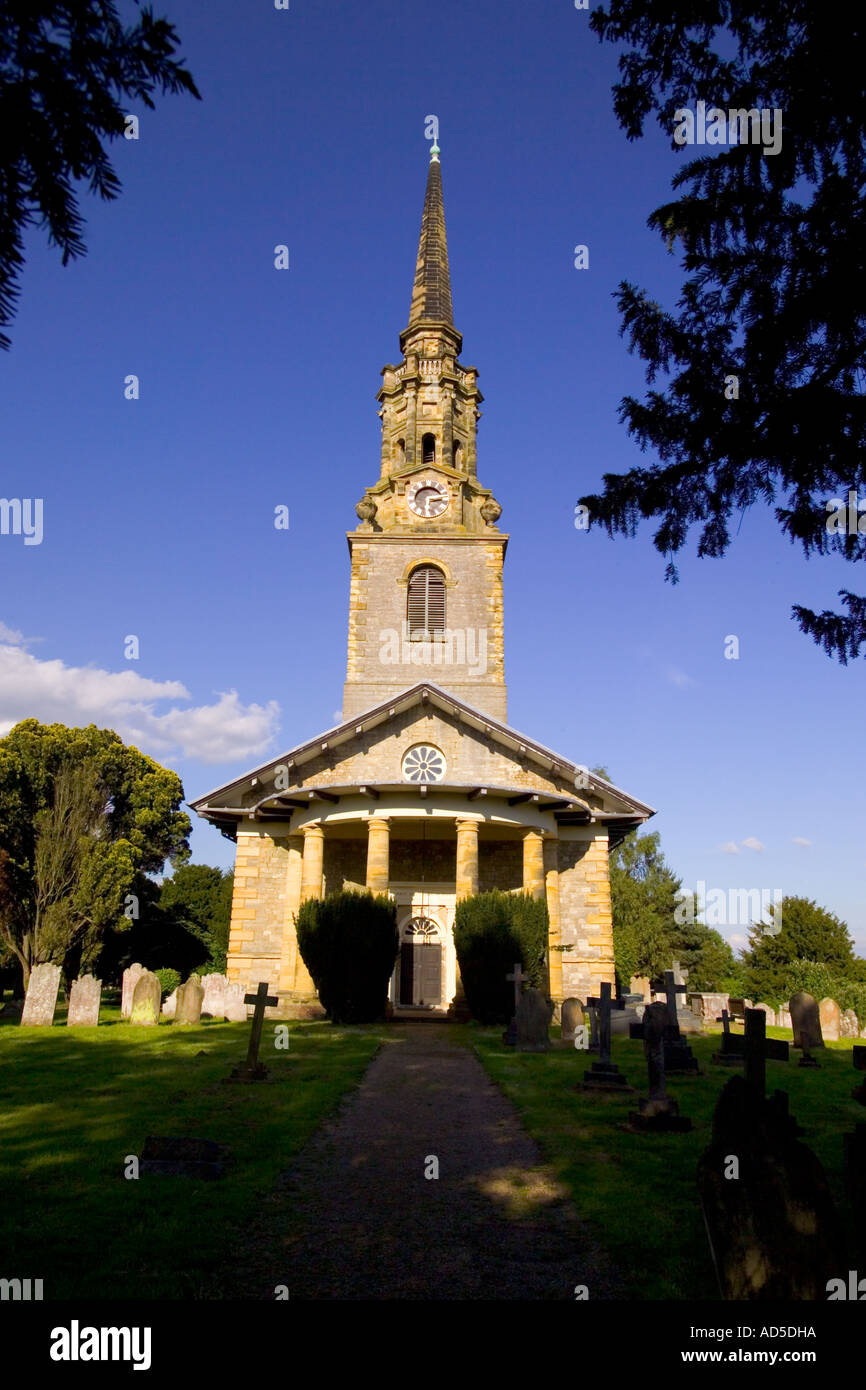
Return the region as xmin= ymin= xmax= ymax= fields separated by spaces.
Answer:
xmin=343 ymin=143 xmax=508 ymax=721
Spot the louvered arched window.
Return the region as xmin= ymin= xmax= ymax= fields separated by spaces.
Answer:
xmin=422 ymin=433 xmax=436 ymax=465
xmin=407 ymin=565 xmax=445 ymax=639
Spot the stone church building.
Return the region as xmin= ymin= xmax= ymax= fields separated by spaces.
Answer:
xmin=191 ymin=146 xmax=654 ymax=1016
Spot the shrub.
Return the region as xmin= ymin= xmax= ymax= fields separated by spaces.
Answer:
xmin=453 ymin=890 xmax=548 ymax=1025
xmin=154 ymin=967 xmax=181 ymax=998
xmin=780 ymin=958 xmax=866 ymax=1024
xmin=296 ymin=891 xmax=398 ymax=1024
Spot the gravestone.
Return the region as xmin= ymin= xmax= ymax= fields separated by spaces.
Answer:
xmin=582 ymin=982 xmax=633 ymax=1091
xmin=841 ymin=1008 xmax=860 ymax=1040
xmin=688 ymin=992 xmax=729 ymax=1022
xmin=121 ymin=963 xmax=146 ymax=1018
xmin=743 ymin=1007 xmax=790 ymax=1101
xmin=201 ymin=972 xmax=229 ymax=1020
xmin=819 ymin=997 xmax=841 ymax=1042
xmin=20 ymin=963 xmax=61 ymax=1027
xmin=611 ymin=993 xmax=644 ymax=1035
xmin=224 ymin=981 xmax=277 ymax=1081
xmin=139 ymin=1136 xmax=228 ymax=1180
xmin=712 ymin=1008 xmax=744 ymax=1066
xmin=629 ymin=975 xmax=651 ymax=1001
xmin=516 ymin=987 xmax=553 ymax=1052
xmin=224 ymin=982 xmax=248 ymax=1022
xmin=728 ymin=997 xmax=753 ymax=1021
xmin=130 ymin=971 xmax=161 ymax=1026
xmin=174 ymin=974 xmax=204 ymax=1025
xmin=560 ymin=997 xmax=583 ymax=1043
xmin=161 ymin=989 xmax=178 ymax=1018
xmin=753 ymin=1002 xmax=776 ymax=1028
xmin=502 ymin=962 xmax=530 ymax=1047
xmin=625 ymin=1003 xmax=691 ymax=1132
xmin=790 ymin=991 xmax=823 ymax=1065
xmin=853 ymin=1046 xmax=866 ymax=1105
xmin=698 ymin=1072 xmax=845 ymax=1299
xmin=778 ymin=1005 xmax=792 ymax=1031
xmin=66 ymin=974 xmax=101 ymax=1027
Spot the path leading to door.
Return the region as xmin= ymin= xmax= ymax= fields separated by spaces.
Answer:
xmin=243 ymin=1024 xmax=624 ymax=1300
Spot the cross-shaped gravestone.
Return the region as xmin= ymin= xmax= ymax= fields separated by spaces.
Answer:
xmin=744 ymin=1007 xmax=790 ymax=1100
xmin=224 ymin=981 xmax=278 ymax=1083
xmin=712 ymin=1007 xmax=745 ymax=1065
xmin=582 ymin=981 xmax=634 ymax=1092
xmin=663 ymin=970 xmax=688 ymax=1030
xmin=506 ymin=963 xmax=529 ymax=1015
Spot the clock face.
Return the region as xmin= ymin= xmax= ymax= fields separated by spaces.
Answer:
xmin=407 ymin=477 xmax=449 ymax=518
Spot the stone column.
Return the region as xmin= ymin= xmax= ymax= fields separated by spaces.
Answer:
xmin=405 ymin=384 xmax=418 ymax=468
xmin=543 ymin=836 xmax=562 ymax=1003
xmin=300 ymin=824 xmax=325 ymax=903
xmin=455 ymin=818 xmax=479 ymax=900
xmin=523 ymin=828 xmax=545 ymax=899
xmin=365 ymin=817 xmax=390 ymax=894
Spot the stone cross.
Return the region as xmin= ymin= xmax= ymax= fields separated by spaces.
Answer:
xmin=588 ymin=981 xmax=613 ymax=1065
xmin=225 ymin=982 xmax=277 ymax=1082
xmin=506 ymin=963 xmax=529 ymax=1015
xmin=717 ymin=1008 xmax=731 ymax=1038
xmin=744 ymin=1007 xmax=789 ymax=1099
xmin=663 ymin=970 xmax=688 ymax=1029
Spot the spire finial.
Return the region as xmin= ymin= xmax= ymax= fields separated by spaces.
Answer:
xmin=429 ymin=141 xmax=440 ymax=163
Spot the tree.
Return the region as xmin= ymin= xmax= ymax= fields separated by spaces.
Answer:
xmin=296 ymin=891 xmax=398 ymax=1024
xmin=453 ymin=891 xmax=549 ymax=1025
xmin=95 ymin=875 xmax=208 ymax=982
xmin=0 ymin=0 xmax=200 ymax=349
xmin=741 ymin=895 xmax=855 ymax=1001
xmin=0 ymin=718 xmax=190 ymax=984
xmin=159 ymin=864 xmax=233 ymax=971
xmin=580 ymin=4 xmax=866 ymax=661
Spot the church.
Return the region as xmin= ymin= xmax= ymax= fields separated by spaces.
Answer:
xmin=191 ymin=144 xmax=654 ymax=1017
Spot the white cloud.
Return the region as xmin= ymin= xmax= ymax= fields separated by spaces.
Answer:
xmin=792 ymin=837 xmax=812 ymax=847
xmin=666 ymin=667 xmax=697 ymax=688
xmin=0 ymin=642 xmax=280 ymax=765
xmin=0 ymin=621 xmax=31 ymax=646
xmin=741 ymin=837 xmax=765 ymax=852
xmin=719 ymin=841 xmax=740 ymax=855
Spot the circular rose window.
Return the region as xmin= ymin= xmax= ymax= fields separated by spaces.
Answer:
xmin=402 ymin=744 xmax=446 ymax=783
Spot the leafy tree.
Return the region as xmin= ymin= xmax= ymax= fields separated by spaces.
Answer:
xmin=0 ymin=718 xmax=190 ymax=985
xmin=297 ymin=891 xmax=398 ymax=1024
xmin=95 ymin=875 xmax=208 ymax=982
xmin=781 ymin=959 xmax=866 ymax=1023
xmin=0 ymin=0 xmax=201 ymax=349
xmin=581 ymin=3 xmax=866 ymax=661
xmin=742 ymin=896 xmax=855 ymax=1001
xmin=610 ymin=830 xmax=683 ymax=986
xmin=159 ymin=864 xmax=233 ymax=971
xmin=453 ymin=890 xmax=548 ymax=1025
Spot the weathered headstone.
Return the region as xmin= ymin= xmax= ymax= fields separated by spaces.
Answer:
xmin=819 ymin=997 xmax=841 ymax=1042
xmin=224 ymin=981 xmax=277 ymax=1081
xmin=201 ymin=972 xmax=229 ymax=1020
xmin=516 ymin=987 xmax=553 ymax=1052
xmin=582 ymin=982 xmax=633 ymax=1091
xmin=698 ymin=1073 xmax=845 ymax=1299
xmin=20 ymin=963 xmax=61 ymax=1027
xmin=625 ymin=1002 xmax=691 ymax=1132
xmin=629 ymin=975 xmax=651 ymax=1002
xmin=712 ymin=1008 xmax=744 ymax=1066
xmin=688 ymin=992 xmax=729 ymax=1022
xmin=841 ymin=1008 xmax=860 ymax=1040
xmin=728 ymin=997 xmax=753 ymax=1021
xmin=790 ymin=991 xmax=823 ymax=1065
xmin=121 ymin=963 xmax=146 ymax=1018
xmin=753 ymin=1002 xmax=776 ymax=1028
xmin=502 ymin=962 xmax=530 ymax=1047
xmin=560 ymin=997 xmax=583 ymax=1043
xmin=778 ymin=1005 xmax=792 ymax=1031
xmin=130 ymin=971 xmax=161 ymax=1026
xmin=161 ymin=988 xmax=178 ymax=1018
xmin=174 ymin=974 xmax=204 ymax=1025
xmin=224 ymin=982 xmax=248 ymax=1022
xmin=66 ymin=974 xmax=101 ymax=1027
xmin=139 ymin=1136 xmax=228 ymax=1180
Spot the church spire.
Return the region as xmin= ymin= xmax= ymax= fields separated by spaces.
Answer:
xmin=406 ymin=142 xmax=454 ymax=331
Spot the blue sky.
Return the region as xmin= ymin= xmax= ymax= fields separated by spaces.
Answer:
xmin=1 ymin=0 xmax=862 ymax=952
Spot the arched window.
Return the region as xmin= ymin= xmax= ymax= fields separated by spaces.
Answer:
xmin=421 ymin=433 xmax=436 ymax=465
xmin=407 ymin=565 xmax=445 ymax=638
xmin=452 ymin=440 xmax=463 ymax=470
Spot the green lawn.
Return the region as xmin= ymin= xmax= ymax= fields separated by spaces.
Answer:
xmin=470 ymin=1024 xmax=864 ymax=1299
xmin=0 ymin=1001 xmax=385 ymax=1299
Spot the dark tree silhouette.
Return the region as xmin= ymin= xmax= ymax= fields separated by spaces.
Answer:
xmin=581 ymin=2 xmax=866 ymax=661
xmin=0 ymin=0 xmax=200 ymax=348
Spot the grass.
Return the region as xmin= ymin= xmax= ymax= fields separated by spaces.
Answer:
xmin=0 ymin=998 xmax=386 ymax=1299
xmin=469 ymin=1024 xmax=865 ymax=1299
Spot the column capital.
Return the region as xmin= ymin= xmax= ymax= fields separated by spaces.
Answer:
xmin=302 ymin=822 xmax=324 ymax=837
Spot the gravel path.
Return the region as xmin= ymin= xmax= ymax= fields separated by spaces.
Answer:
xmin=247 ymin=1024 xmax=624 ymax=1300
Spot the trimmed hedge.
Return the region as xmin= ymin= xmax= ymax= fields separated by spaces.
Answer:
xmin=297 ymin=890 xmax=398 ymax=1024
xmin=453 ymin=890 xmax=549 ymax=1024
